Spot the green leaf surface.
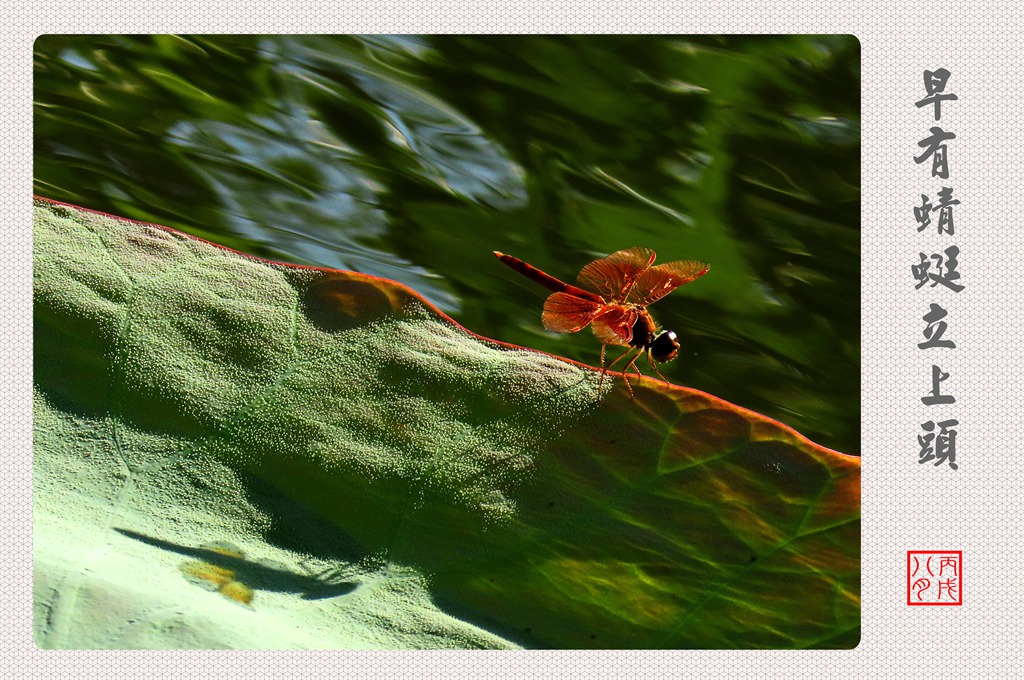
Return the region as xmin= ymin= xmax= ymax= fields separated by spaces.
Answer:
xmin=33 ymin=198 xmax=860 ymax=649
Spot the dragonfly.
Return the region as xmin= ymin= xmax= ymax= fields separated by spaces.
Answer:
xmin=494 ymin=247 xmax=709 ymax=396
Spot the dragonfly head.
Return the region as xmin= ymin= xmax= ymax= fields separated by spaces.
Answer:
xmin=649 ymin=330 xmax=679 ymax=363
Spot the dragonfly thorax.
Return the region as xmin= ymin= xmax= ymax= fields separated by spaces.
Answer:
xmin=627 ymin=310 xmax=657 ymax=349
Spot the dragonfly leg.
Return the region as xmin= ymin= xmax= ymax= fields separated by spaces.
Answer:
xmin=621 ymin=350 xmax=644 ymax=399
xmin=648 ymin=352 xmax=672 ymax=384
xmin=597 ymin=344 xmax=608 ymax=395
xmin=601 ymin=345 xmax=637 ymax=398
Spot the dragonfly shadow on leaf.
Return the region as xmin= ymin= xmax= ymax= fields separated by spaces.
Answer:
xmin=114 ymin=527 xmax=358 ymax=601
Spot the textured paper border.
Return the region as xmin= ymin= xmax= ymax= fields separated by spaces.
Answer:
xmin=9 ymin=1 xmax=1017 ymax=675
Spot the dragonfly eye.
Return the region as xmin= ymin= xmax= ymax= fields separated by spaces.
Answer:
xmin=650 ymin=330 xmax=679 ymax=362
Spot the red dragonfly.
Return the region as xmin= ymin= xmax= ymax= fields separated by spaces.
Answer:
xmin=494 ymin=247 xmax=709 ymax=396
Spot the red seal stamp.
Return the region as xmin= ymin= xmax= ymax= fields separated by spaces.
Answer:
xmin=907 ymin=550 xmax=962 ymax=605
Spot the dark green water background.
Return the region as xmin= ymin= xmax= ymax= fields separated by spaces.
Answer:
xmin=34 ymin=35 xmax=860 ymax=454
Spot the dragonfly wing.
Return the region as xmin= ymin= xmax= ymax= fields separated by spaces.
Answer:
xmin=542 ymin=292 xmax=603 ymax=333
xmin=590 ymin=304 xmax=638 ymax=346
xmin=576 ymin=247 xmax=656 ymax=301
xmin=626 ymin=260 xmax=710 ymax=306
